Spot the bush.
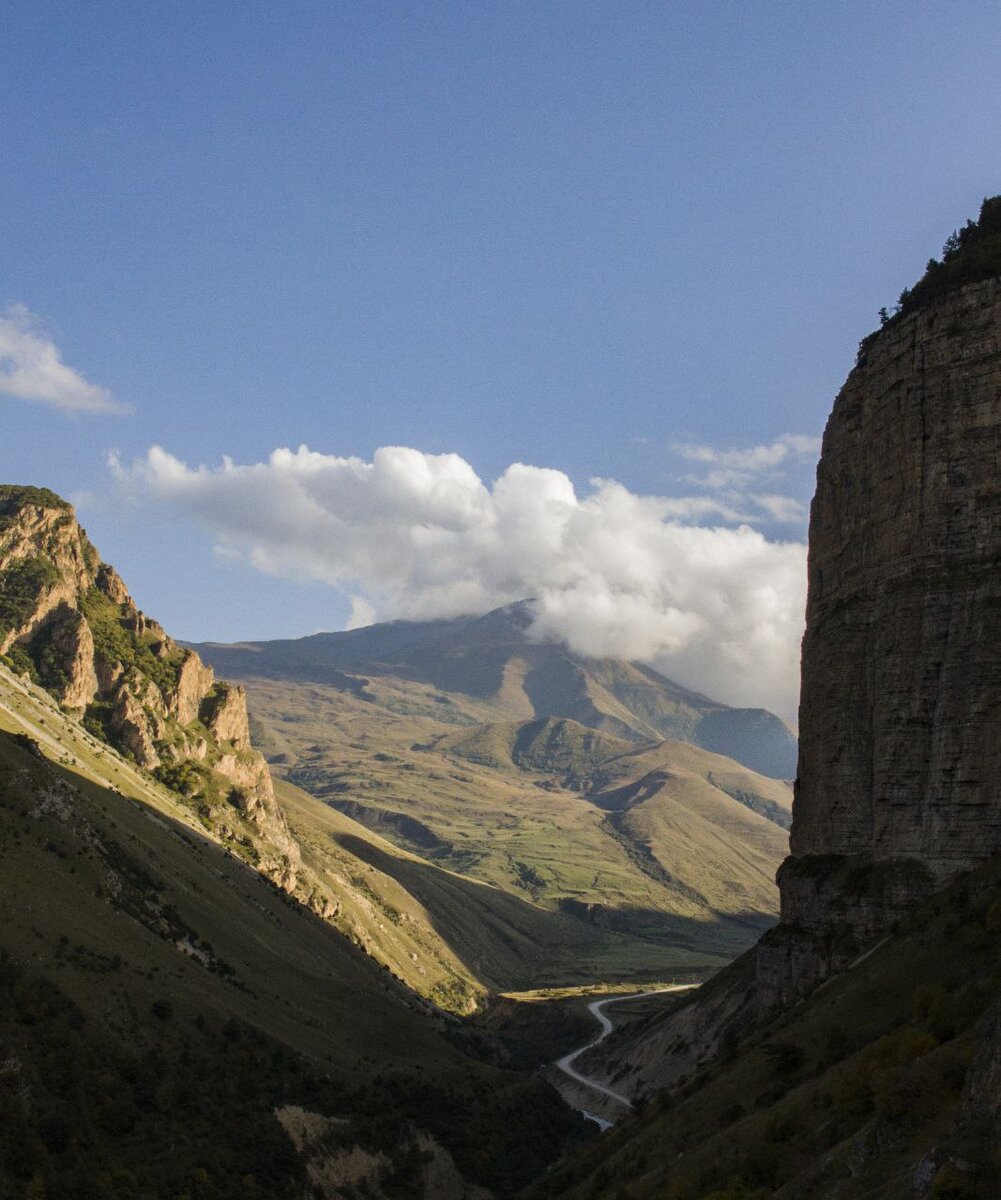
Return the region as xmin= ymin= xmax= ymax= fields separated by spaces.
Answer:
xmin=0 ymin=557 xmax=58 ymax=641
xmin=879 ymin=197 xmax=1001 ymax=328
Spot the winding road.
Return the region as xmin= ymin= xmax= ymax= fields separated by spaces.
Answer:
xmin=554 ymin=985 xmax=697 ymax=1128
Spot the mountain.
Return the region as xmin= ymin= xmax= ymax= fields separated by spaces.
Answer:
xmin=768 ymin=238 xmax=1001 ymax=1001
xmin=193 ymin=616 xmax=795 ymax=974
xmin=0 ymin=488 xmax=597 ymax=1198
xmin=0 ymin=485 xmax=785 ymax=1007
xmin=533 ymin=197 xmax=1001 ymax=1199
xmin=194 ymin=599 xmax=798 ymax=779
xmin=0 ymin=484 xmax=299 ymax=889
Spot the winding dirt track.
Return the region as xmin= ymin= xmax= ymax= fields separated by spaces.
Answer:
xmin=554 ymin=984 xmax=697 ymax=1119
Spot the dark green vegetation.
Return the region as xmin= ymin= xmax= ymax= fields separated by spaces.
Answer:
xmin=0 ymin=556 xmax=59 ymax=644
xmin=894 ymin=195 xmax=1001 ymax=320
xmin=862 ymin=195 xmax=1001 ymax=352
xmin=533 ymin=860 xmax=1001 ymax=1199
xmin=78 ymin=585 xmax=187 ymax=698
xmin=0 ymin=684 xmax=589 ymax=1199
xmin=0 ymin=485 xmax=70 ymax=519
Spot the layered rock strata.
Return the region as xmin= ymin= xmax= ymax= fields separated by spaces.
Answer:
xmin=762 ymin=276 xmax=1001 ymax=998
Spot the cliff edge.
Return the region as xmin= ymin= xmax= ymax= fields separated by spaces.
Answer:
xmin=762 ymin=199 xmax=1001 ymax=999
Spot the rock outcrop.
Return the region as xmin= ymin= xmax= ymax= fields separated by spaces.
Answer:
xmin=762 ymin=240 xmax=1001 ymax=999
xmin=45 ymin=604 xmax=99 ymax=711
xmin=0 ymin=484 xmax=300 ymax=888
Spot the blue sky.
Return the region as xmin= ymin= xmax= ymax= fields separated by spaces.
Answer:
xmin=2 ymin=2 xmax=999 ymax=716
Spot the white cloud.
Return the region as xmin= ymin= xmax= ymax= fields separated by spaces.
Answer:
xmin=346 ymin=595 xmax=377 ymax=630
xmin=674 ymin=433 xmax=821 ymax=490
xmin=750 ymin=493 xmax=809 ymax=523
xmin=116 ymin=444 xmax=807 ymax=720
xmin=0 ymin=305 xmax=126 ymax=414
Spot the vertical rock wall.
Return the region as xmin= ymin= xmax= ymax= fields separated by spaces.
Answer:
xmin=765 ymin=277 xmax=1001 ymax=995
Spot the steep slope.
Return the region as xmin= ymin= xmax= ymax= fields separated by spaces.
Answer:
xmin=0 ymin=662 xmax=588 ymax=1199
xmin=0 ymin=485 xmax=298 ymax=890
xmin=195 ymin=600 xmax=797 ymax=779
xmin=767 ymin=201 xmax=1001 ymax=1001
xmin=533 ymin=196 xmax=1001 ymax=1200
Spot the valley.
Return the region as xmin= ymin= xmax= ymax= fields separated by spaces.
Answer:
xmin=0 ymin=483 xmax=794 ymax=1198
xmin=5 ymin=6 xmax=1001 ymax=1197
xmin=193 ymin=608 xmax=795 ymax=990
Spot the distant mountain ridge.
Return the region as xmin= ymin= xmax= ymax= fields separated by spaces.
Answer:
xmin=192 ymin=603 xmax=795 ymax=968
xmin=196 ymin=599 xmax=798 ymax=780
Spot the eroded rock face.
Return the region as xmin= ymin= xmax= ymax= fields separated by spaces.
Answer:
xmin=111 ymin=669 xmax=168 ymax=769
xmin=0 ymin=485 xmax=301 ymax=888
xmin=167 ymin=650 xmax=215 ymax=726
xmin=201 ymin=682 xmax=251 ymax=749
xmin=46 ymin=605 xmax=98 ymax=712
xmin=0 ymin=501 xmax=90 ymax=656
xmin=767 ymin=277 xmax=1001 ymax=997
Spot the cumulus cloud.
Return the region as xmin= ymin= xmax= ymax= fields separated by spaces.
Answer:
xmin=114 ymin=444 xmax=807 ymax=720
xmin=0 ymin=305 xmax=125 ymax=414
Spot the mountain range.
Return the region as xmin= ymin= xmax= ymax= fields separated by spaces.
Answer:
xmin=194 ymin=600 xmax=797 ymax=779
xmin=191 ymin=604 xmax=796 ymax=979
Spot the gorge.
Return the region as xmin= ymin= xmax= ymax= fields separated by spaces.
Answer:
xmin=3 ymin=197 xmax=1001 ymax=1199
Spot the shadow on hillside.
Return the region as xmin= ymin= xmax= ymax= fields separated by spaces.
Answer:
xmin=335 ymin=832 xmax=773 ymax=990
xmin=0 ymin=729 xmax=439 ymax=1041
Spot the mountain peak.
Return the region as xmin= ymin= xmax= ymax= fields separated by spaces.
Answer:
xmin=194 ymin=603 xmax=798 ymax=779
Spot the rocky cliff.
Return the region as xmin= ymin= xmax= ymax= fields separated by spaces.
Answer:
xmin=573 ymin=200 xmax=1001 ymax=1104
xmin=0 ymin=485 xmax=300 ymax=886
xmin=761 ymin=202 xmax=1001 ymax=1000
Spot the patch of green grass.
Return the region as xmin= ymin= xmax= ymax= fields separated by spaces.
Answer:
xmin=77 ymin=586 xmax=185 ymax=697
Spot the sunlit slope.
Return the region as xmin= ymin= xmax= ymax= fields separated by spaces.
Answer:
xmin=0 ymin=663 xmax=453 ymax=1072
xmin=280 ymin=781 xmax=725 ymax=991
xmin=202 ymin=664 xmax=791 ymax=963
xmin=194 ymin=599 xmax=797 ymax=779
xmin=584 ymin=741 xmax=791 ymax=927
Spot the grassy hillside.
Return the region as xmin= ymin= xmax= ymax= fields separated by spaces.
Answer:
xmin=530 ymin=858 xmax=1001 ymax=1200
xmin=0 ymin=662 xmax=590 ymax=1197
xmin=212 ymin=665 xmax=790 ymax=971
xmin=194 ymin=600 xmax=798 ymax=779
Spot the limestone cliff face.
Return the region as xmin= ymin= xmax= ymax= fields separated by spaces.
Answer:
xmin=0 ymin=485 xmax=300 ymax=888
xmin=764 ymin=275 xmax=1001 ymax=996
xmin=570 ymin=211 xmax=1001 ymax=1106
